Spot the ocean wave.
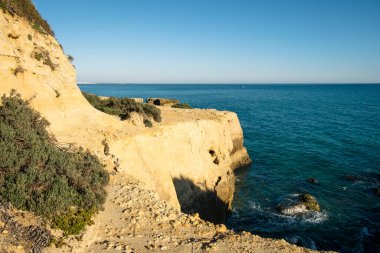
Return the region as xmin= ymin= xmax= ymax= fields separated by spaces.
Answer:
xmin=271 ymin=209 xmax=328 ymax=224
xmin=300 ymin=210 xmax=328 ymax=223
xmin=246 ymin=195 xmax=328 ymax=225
xmin=279 ymin=204 xmax=308 ymax=215
xmin=286 ymin=235 xmax=317 ymax=250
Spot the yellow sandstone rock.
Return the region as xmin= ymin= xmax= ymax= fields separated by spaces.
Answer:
xmin=0 ymin=11 xmax=251 ymax=222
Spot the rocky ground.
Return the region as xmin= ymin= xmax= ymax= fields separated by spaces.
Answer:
xmin=0 ymin=203 xmax=51 ymax=253
xmin=44 ymin=174 xmax=329 ymax=253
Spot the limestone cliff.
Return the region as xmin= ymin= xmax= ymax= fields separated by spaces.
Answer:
xmin=0 ymin=11 xmax=251 ymax=223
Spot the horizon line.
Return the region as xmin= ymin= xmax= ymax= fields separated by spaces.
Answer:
xmin=77 ymin=82 xmax=380 ymax=85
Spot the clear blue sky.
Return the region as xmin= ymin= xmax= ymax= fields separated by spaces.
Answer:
xmin=33 ymin=0 xmax=380 ymax=84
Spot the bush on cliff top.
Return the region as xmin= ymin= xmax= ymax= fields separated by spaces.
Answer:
xmin=0 ymin=90 xmax=109 ymax=235
xmin=83 ymin=92 xmax=162 ymax=124
xmin=172 ymin=103 xmax=193 ymax=109
xmin=0 ymin=0 xmax=54 ymax=36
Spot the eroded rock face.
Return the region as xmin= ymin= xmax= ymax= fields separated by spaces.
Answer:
xmin=0 ymin=12 xmax=251 ymax=223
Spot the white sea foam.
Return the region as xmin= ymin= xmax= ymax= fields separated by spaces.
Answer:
xmin=248 ymin=201 xmax=263 ymax=212
xmin=247 ymin=198 xmax=328 ymax=225
xmin=286 ymin=235 xmax=317 ymax=250
xmin=301 ymin=210 xmax=328 ymax=223
xmin=280 ymin=204 xmax=308 ymax=215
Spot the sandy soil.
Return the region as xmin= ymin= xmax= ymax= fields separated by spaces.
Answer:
xmin=45 ymin=174 xmax=330 ymax=253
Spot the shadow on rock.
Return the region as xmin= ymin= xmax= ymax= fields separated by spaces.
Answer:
xmin=173 ymin=177 xmax=230 ymax=224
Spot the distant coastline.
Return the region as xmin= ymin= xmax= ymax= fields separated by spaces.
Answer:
xmin=77 ymin=81 xmax=96 ymax=85
xmin=77 ymin=82 xmax=380 ymax=86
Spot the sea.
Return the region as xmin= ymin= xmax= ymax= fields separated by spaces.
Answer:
xmin=79 ymin=84 xmax=380 ymax=253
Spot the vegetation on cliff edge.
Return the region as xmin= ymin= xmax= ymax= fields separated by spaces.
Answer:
xmin=172 ymin=103 xmax=193 ymax=109
xmin=83 ymin=92 xmax=162 ymax=127
xmin=0 ymin=90 xmax=109 ymax=235
xmin=0 ymin=0 xmax=54 ymax=36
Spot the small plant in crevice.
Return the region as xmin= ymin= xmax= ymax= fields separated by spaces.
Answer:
xmin=0 ymin=90 xmax=109 ymax=236
xmin=27 ymin=34 xmax=32 ymax=40
xmin=102 ymin=139 xmax=110 ymax=156
xmin=33 ymin=51 xmax=43 ymax=61
xmin=13 ymin=66 xmax=25 ymax=76
xmin=31 ymin=47 xmax=58 ymax=70
xmin=67 ymin=54 xmax=74 ymax=63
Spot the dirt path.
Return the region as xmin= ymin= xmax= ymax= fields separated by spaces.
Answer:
xmin=45 ymin=174 xmax=326 ymax=253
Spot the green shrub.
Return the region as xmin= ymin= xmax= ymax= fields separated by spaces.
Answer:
xmin=172 ymin=103 xmax=193 ymax=109
xmin=143 ymin=118 xmax=152 ymax=128
xmin=52 ymin=208 xmax=96 ymax=236
xmin=33 ymin=51 xmax=43 ymax=61
xmin=0 ymin=90 xmax=109 ymax=235
xmin=83 ymin=92 xmax=162 ymax=123
xmin=67 ymin=55 xmax=74 ymax=63
xmin=141 ymin=103 xmax=162 ymax=122
xmin=0 ymin=0 xmax=54 ymax=36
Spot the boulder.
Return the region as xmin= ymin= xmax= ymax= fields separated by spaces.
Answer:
xmin=298 ymin=194 xmax=320 ymax=212
xmin=277 ymin=193 xmax=321 ymax=215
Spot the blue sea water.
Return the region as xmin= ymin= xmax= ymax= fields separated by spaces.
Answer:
xmin=79 ymin=84 xmax=380 ymax=253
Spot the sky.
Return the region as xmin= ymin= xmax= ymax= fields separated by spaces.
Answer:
xmin=33 ymin=0 xmax=380 ymax=84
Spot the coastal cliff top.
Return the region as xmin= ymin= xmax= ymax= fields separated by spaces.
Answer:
xmin=0 ymin=0 xmax=54 ymax=35
xmin=46 ymin=174 xmax=330 ymax=253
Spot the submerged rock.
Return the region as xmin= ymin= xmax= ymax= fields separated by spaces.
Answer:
xmin=307 ymin=178 xmax=319 ymax=184
xmin=345 ymin=174 xmax=360 ymax=181
xmin=345 ymin=174 xmax=379 ymax=184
